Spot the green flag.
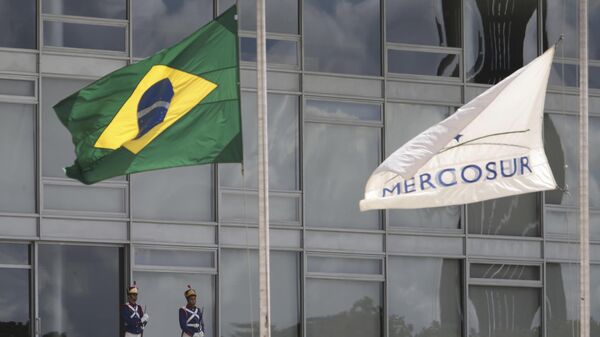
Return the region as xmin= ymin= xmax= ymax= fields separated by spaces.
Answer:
xmin=54 ymin=6 xmax=242 ymax=185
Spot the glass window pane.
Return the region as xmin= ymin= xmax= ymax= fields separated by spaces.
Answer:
xmin=550 ymin=63 xmax=578 ymax=88
xmin=132 ymin=0 xmax=213 ymax=58
xmin=0 ymin=79 xmax=35 ymax=97
xmin=467 ymin=193 xmax=540 ymax=236
xmin=388 ymin=50 xmax=459 ymax=77
xmin=468 ymin=286 xmax=540 ymax=337
xmin=592 ymin=265 xmax=600 ymax=335
xmin=386 ymin=0 xmax=461 ymax=47
xmin=39 ymin=245 xmax=124 ymax=337
xmin=135 ymin=248 xmax=214 ymax=269
xmin=220 ymin=93 xmax=299 ymax=191
xmin=304 ymin=122 xmax=380 ymax=229
xmin=544 ymin=114 xmax=578 ymax=207
xmin=546 ymin=263 xmax=579 ymax=337
xmin=0 ymin=244 xmax=29 ymax=265
xmin=241 ymin=37 xmax=299 ymax=66
xmin=221 ymin=250 xmax=300 ymax=337
xmin=0 ymin=269 xmax=30 ymax=337
xmin=42 ymin=78 xmax=94 ymax=178
xmin=306 ymin=100 xmax=381 ymax=122
xmin=42 ymin=0 xmax=126 ymax=19
xmin=44 ymin=21 xmax=126 ymax=52
xmin=306 ymin=279 xmax=382 ymax=337
xmin=543 ymin=0 xmax=578 ymax=58
xmin=388 ymin=257 xmax=461 ymax=337
xmin=307 ymin=256 xmax=382 ymax=275
xmin=590 ymin=0 xmax=600 ymax=60
xmin=221 ymin=0 xmax=298 ymax=34
xmin=0 ymin=1 xmax=36 ymax=49
xmin=304 ymin=0 xmax=381 ymax=76
xmin=131 ymin=166 xmax=213 ymax=222
xmin=470 ymin=263 xmax=540 ymax=280
xmin=590 ymin=117 xmax=600 ymax=209
xmin=386 ymin=103 xmax=460 ymax=229
xmin=132 ymin=272 xmax=215 ymax=337
xmin=465 ymin=0 xmax=538 ymax=84
xmin=0 ymin=103 xmax=35 ymax=213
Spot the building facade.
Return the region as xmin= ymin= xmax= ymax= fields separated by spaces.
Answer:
xmin=0 ymin=1 xmax=599 ymax=337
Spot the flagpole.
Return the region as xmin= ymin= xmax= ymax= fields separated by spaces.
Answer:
xmin=579 ymin=0 xmax=590 ymax=336
xmin=256 ymin=0 xmax=271 ymax=336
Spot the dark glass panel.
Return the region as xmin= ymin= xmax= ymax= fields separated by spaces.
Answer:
xmin=304 ymin=0 xmax=381 ymax=76
xmin=304 ymin=119 xmax=380 ymax=229
xmin=589 ymin=0 xmax=600 ymax=60
xmin=549 ymin=62 xmax=578 ymax=88
xmin=468 ymin=286 xmax=540 ymax=337
xmin=39 ymin=245 xmax=124 ymax=337
xmin=0 ymin=104 xmax=35 ymax=213
xmin=306 ymin=279 xmax=382 ymax=337
xmin=220 ymin=0 xmax=298 ymax=34
xmin=470 ymin=264 xmax=539 ymax=280
xmin=0 ymin=269 xmax=30 ymax=337
xmin=135 ymin=249 xmax=214 ymax=268
xmin=546 ymin=263 xmax=579 ymax=337
xmin=467 ymin=193 xmax=540 ymax=236
xmin=388 ymin=258 xmax=462 ymax=337
xmin=388 ymin=50 xmax=459 ymax=77
xmin=132 ymin=272 xmax=215 ymax=337
xmin=465 ymin=0 xmax=538 ymax=84
xmin=221 ymin=250 xmax=300 ymax=337
xmin=305 ymin=100 xmax=381 ymax=122
xmin=43 ymin=0 xmax=126 ymax=19
xmin=542 ymin=0 xmax=578 ymax=58
xmin=0 ymin=1 xmax=36 ymax=49
xmin=386 ymin=0 xmax=461 ymax=47
xmin=241 ymin=37 xmax=299 ymax=65
xmin=44 ymin=21 xmax=126 ymax=52
xmin=307 ymin=256 xmax=382 ymax=275
xmin=220 ymin=93 xmax=299 ymax=191
xmin=132 ymin=0 xmax=213 ymax=58
xmin=0 ymin=244 xmax=29 ymax=265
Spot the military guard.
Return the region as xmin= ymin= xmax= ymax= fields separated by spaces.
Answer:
xmin=179 ymin=285 xmax=205 ymax=337
xmin=121 ymin=281 xmax=149 ymax=337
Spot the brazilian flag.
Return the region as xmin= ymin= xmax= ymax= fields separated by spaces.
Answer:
xmin=54 ymin=6 xmax=242 ymax=185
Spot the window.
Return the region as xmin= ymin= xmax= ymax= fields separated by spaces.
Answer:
xmin=304 ymin=100 xmax=381 ymax=229
xmin=43 ymin=0 xmax=126 ymax=19
xmin=303 ymin=0 xmax=381 ymax=76
xmin=132 ymin=0 xmax=213 ymax=58
xmin=388 ymin=257 xmax=462 ymax=337
xmin=220 ymin=0 xmax=298 ymax=34
xmin=467 ymin=194 xmax=540 ymax=236
xmin=0 ymin=1 xmax=36 ymax=49
xmin=385 ymin=103 xmax=460 ymax=229
xmin=306 ymin=279 xmax=382 ymax=337
xmin=131 ymin=166 xmax=213 ymax=222
xmin=386 ymin=0 xmax=461 ymax=47
xmin=133 ymin=248 xmax=216 ymax=337
xmin=468 ymin=261 xmax=542 ymax=337
xmin=0 ymin=103 xmax=35 ymax=213
xmin=546 ymin=263 xmax=579 ymax=337
xmin=220 ymin=250 xmax=300 ymax=337
xmin=38 ymin=244 xmax=124 ymax=337
xmin=468 ymin=286 xmax=540 ymax=337
xmin=240 ymin=37 xmax=299 ymax=66
xmin=0 ymin=244 xmax=30 ymax=337
xmin=465 ymin=0 xmax=538 ymax=84
xmin=542 ymin=0 xmax=578 ymax=58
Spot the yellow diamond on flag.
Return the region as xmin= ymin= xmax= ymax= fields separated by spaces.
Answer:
xmin=94 ymin=65 xmax=218 ymax=154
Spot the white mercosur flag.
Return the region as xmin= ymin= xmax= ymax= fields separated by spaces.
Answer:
xmin=360 ymin=47 xmax=558 ymax=211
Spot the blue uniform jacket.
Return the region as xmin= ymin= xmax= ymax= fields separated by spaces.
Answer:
xmin=121 ymin=302 xmax=145 ymax=335
xmin=179 ymin=306 xmax=204 ymax=336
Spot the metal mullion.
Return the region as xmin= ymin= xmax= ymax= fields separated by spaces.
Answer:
xmin=304 ymin=118 xmax=383 ymax=128
xmin=387 ymin=72 xmax=462 ymax=84
xmin=305 ymin=273 xmax=385 ymax=282
xmin=42 ymin=46 xmax=128 ymax=58
xmin=303 ymin=70 xmax=384 ymax=81
xmin=133 ymin=266 xmax=217 ymax=275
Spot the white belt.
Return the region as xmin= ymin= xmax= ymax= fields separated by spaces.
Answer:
xmin=125 ymin=333 xmax=141 ymax=337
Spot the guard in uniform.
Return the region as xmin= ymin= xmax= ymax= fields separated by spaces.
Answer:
xmin=121 ymin=281 xmax=149 ymax=337
xmin=179 ymin=285 xmax=205 ymax=337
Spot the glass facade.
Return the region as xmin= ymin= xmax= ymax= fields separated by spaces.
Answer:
xmin=0 ymin=1 xmax=598 ymax=337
